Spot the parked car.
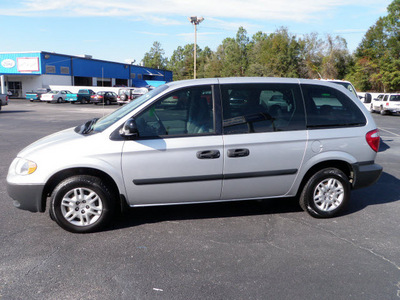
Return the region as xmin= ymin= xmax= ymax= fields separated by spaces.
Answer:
xmin=370 ymin=93 xmax=400 ymax=114
xmin=0 ymin=93 xmax=8 ymax=111
xmin=65 ymin=89 xmax=95 ymax=104
xmin=40 ymin=90 xmax=72 ymax=103
xmin=117 ymin=87 xmax=149 ymax=105
xmin=90 ymin=91 xmax=118 ymax=105
xmin=6 ymin=78 xmax=382 ymax=233
xmin=25 ymin=88 xmax=51 ymax=102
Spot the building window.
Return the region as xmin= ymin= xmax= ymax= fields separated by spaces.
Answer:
xmin=138 ymin=74 xmax=142 ymax=80
xmin=131 ymin=73 xmax=136 ymax=79
xmin=60 ymin=67 xmax=70 ymax=74
xmin=46 ymin=65 xmax=56 ymax=73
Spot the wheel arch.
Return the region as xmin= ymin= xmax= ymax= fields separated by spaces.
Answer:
xmin=295 ymin=160 xmax=353 ymax=198
xmin=41 ymin=167 xmax=122 ymax=212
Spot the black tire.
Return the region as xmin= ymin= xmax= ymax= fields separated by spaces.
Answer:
xmin=105 ymin=99 xmax=110 ymax=105
xmin=50 ymin=175 xmax=115 ymax=233
xmin=299 ymin=168 xmax=350 ymax=218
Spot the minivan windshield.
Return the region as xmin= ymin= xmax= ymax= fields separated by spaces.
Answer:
xmin=90 ymin=84 xmax=169 ymax=133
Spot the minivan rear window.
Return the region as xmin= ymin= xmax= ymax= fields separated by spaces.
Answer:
xmin=301 ymin=84 xmax=366 ymax=128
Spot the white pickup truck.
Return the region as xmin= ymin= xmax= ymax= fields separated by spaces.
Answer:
xmin=0 ymin=93 xmax=8 ymax=111
xmin=371 ymin=93 xmax=400 ymax=115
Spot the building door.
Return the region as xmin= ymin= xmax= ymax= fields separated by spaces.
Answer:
xmin=8 ymin=81 xmax=22 ymax=98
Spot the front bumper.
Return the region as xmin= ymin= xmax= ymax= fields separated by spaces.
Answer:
xmin=352 ymin=162 xmax=383 ymax=190
xmin=6 ymin=182 xmax=45 ymax=212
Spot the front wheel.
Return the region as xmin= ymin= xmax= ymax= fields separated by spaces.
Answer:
xmin=50 ymin=175 xmax=115 ymax=233
xmin=299 ymin=168 xmax=350 ymax=218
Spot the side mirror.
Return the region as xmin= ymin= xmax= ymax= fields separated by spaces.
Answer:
xmin=120 ymin=118 xmax=139 ymax=139
xmin=364 ymin=93 xmax=372 ymax=104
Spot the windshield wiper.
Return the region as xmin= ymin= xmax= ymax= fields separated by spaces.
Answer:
xmin=81 ymin=118 xmax=99 ymax=134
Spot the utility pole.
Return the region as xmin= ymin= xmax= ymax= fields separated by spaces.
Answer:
xmin=188 ymin=16 xmax=204 ymax=79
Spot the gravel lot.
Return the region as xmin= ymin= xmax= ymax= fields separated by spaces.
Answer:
xmin=0 ymin=100 xmax=399 ymax=300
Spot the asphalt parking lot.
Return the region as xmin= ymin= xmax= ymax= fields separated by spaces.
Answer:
xmin=0 ymin=100 xmax=399 ymax=300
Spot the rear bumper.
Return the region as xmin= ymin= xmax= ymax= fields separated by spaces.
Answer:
xmin=352 ymin=162 xmax=383 ymax=189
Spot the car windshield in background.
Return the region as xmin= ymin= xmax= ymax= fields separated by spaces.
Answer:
xmin=91 ymin=84 xmax=169 ymax=133
xmin=331 ymin=82 xmax=357 ymax=97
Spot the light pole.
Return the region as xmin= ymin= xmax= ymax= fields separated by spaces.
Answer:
xmin=188 ymin=16 xmax=204 ymax=79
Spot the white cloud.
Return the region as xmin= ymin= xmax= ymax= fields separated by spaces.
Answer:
xmin=5 ymin=0 xmax=386 ymax=23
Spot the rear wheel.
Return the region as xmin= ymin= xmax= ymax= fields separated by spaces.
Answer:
xmin=50 ymin=175 xmax=115 ymax=233
xmin=300 ymin=168 xmax=350 ymax=218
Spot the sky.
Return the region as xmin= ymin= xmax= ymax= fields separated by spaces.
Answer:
xmin=0 ymin=0 xmax=393 ymax=65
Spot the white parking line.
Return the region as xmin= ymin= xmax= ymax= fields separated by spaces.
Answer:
xmin=379 ymin=127 xmax=400 ymax=137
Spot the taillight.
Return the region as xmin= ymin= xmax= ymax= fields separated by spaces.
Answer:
xmin=366 ymin=129 xmax=380 ymax=152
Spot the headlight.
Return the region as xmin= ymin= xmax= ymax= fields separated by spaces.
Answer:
xmin=15 ymin=158 xmax=37 ymax=175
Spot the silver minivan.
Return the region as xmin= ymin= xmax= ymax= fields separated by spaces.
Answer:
xmin=7 ymin=78 xmax=382 ymax=233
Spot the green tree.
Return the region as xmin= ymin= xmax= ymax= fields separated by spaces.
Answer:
xmin=167 ymin=44 xmax=203 ymax=80
xmin=298 ymin=32 xmax=324 ymax=78
xmin=247 ymin=27 xmax=301 ymax=77
xmin=351 ymin=0 xmax=400 ymax=91
xmin=320 ymin=35 xmax=352 ymax=79
xmin=142 ymin=41 xmax=167 ymax=69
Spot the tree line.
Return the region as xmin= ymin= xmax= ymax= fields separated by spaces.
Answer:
xmin=142 ymin=0 xmax=400 ymax=92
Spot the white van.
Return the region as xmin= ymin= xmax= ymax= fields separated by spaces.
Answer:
xmin=7 ymin=78 xmax=382 ymax=233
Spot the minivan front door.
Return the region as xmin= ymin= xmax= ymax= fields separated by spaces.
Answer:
xmin=121 ymin=85 xmax=224 ymax=206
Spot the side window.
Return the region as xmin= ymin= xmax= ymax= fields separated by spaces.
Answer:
xmin=135 ymin=86 xmax=214 ymax=138
xmin=221 ymin=83 xmax=305 ymax=134
xmin=301 ymin=84 xmax=366 ymax=128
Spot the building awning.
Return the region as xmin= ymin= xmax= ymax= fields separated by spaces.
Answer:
xmin=144 ymin=69 xmax=164 ymax=77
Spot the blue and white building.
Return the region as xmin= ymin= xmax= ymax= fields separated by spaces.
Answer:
xmin=0 ymin=51 xmax=173 ymax=97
